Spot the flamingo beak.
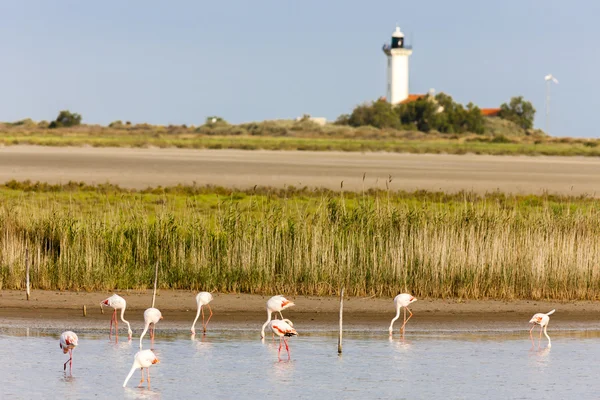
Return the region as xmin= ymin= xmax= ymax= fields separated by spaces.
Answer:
xmin=152 ymin=358 xmax=160 ymax=365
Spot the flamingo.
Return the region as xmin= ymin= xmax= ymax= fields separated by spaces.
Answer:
xmin=100 ymin=294 xmax=132 ymax=340
xmin=123 ymin=349 xmax=160 ymax=388
xmin=529 ymin=309 xmax=555 ymax=349
xmin=389 ymin=293 xmax=417 ymax=335
xmin=191 ymin=291 xmax=214 ymax=335
xmin=260 ymin=295 xmax=295 ymax=339
xmin=59 ymin=331 xmax=78 ymax=373
xmin=269 ymin=319 xmax=298 ymax=361
xmin=140 ymin=308 xmax=163 ymax=349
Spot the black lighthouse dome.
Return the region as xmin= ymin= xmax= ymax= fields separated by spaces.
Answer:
xmin=391 ymin=26 xmax=405 ymax=49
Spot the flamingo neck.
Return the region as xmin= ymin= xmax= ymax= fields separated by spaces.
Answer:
xmin=122 ymin=363 xmax=139 ymax=387
xmin=544 ymin=325 xmax=551 ymax=348
xmin=388 ymin=305 xmax=401 ymax=333
xmin=140 ymin=322 xmax=150 ymax=348
xmin=120 ymin=306 xmax=132 ymax=335
xmin=191 ymin=303 xmax=202 ymax=334
xmin=260 ymin=311 xmax=272 ymax=339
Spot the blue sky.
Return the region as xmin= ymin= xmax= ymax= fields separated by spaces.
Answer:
xmin=0 ymin=0 xmax=597 ymax=137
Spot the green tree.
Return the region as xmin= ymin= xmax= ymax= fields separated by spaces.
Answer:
xmin=498 ymin=96 xmax=536 ymax=130
xmin=205 ymin=116 xmax=227 ymax=125
xmin=345 ymin=99 xmax=400 ymax=129
xmin=338 ymin=92 xmax=488 ymax=134
xmin=397 ymin=97 xmax=439 ymax=132
xmin=48 ymin=110 xmax=82 ymax=128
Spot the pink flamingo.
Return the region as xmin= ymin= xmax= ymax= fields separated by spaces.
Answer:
xmin=269 ymin=319 xmax=298 ymax=361
xmin=529 ymin=309 xmax=555 ymax=348
xmin=261 ymin=295 xmax=295 ymax=339
xmin=140 ymin=307 xmax=163 ymax=349
xmin=389 ymin=293 xmax=417 ymax=335
xmin=59 ymin=331 xmax=78 ymax=373
xmin=100 ymin=294 xmax=132 ymax=340
xmin=191 ymin=292 xmax=214 ymax=335
xmin=123 ymin=349 xmax=160 ymax=388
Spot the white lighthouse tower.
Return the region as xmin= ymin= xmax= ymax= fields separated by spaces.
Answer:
xmin=382 ymin=26 xmax=413 ymax=104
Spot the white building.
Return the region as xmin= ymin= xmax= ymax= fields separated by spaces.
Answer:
xmin=382 ymin=26 xmax=413 ymax=104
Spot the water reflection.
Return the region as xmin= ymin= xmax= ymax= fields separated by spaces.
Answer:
xmin=2 ymin=329 xmax=600 ymax=399
xmin=528 ymin=346 xmax=551 ymax=369
xmin=272 ymin=359 xmax=295 ymax=381
xmin=388 ymin=335 xmax=414 ymax=352
xmin=123 ymin=386 xmax=161 ymax=399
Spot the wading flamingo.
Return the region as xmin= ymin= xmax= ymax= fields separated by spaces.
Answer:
xmin=191 ymin=292 xmax=214 ymax=335
xmin=100 ymin=294 xmax=132 ymax=340
xmin=59 ymin=331 xmax=78 ymax=373
xmin=529 ymin=309 xmax=555 ymax=349
xmin=269 ymin=319 xmax=298 ymax=361
xmin=261 ymin=295 xmax=295 ymax=339
xmin=123 ymin=349 xmax=160 ymax=388
xmin=389 ymin=293 xmax=417 ymax=335
xmin=140 ymin=308 xmax=163 ymax=349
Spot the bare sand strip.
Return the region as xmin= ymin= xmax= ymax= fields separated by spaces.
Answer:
xmin=2 ymin=146 xmax=600 ymax=195
xmin=1 ymin=290 xmax=599 ymax=332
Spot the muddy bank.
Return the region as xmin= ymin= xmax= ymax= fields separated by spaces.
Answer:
xmin=3 ymin=146 xmax=600 ymax=195
xmin=1 ymin=290 xmax=599 ymax=332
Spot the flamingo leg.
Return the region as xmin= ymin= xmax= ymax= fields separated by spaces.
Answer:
xmin=115 ymin=314 xmax=119 ymax=338
xmin=147 ymin=368 xmax=151 ymax=388
xmin=529 ymin=325 xmax=536 ymax=347
xmin=284 ymin=337 xmax=291 ymax=359
xmin=401 ymin=307 xmax=406 ymax=334
xmin=201 ymin=306 xmax=205 ymax=331
xmin=70 ymin=349 xmax=73 ymax=372
xmin=203 ymin=304 xmax=213 ymax=333
xmin=109 ymin=309 xmax=116 ymax=338
xmin=400 ymin=307 xmax=414 ymax=334
xmin=279 ymin=311 xmax=284 ymax=320
xmin=278 ymin=337 xmax=282 ymax=361
xmin=539 ymin=325 xmax=543 ymax=348
xmin=139 ymin=368 xmax=145 ymax=386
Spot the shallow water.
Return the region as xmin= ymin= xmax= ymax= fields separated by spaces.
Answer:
xmin=1 ymin=327 xmax=599 ymax=399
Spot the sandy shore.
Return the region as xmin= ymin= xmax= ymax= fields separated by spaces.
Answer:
xmin=2 ymin=146 xmax=600 ymax=195
xmin=1 ymin=290 xmax=599 ymax=332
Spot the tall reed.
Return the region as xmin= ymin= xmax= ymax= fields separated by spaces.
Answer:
xmin=1 ymin=187 xmax=600 ymax=300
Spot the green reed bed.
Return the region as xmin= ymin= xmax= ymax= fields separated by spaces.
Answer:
xmin=1 ymin=182 xmax=600 ymax=300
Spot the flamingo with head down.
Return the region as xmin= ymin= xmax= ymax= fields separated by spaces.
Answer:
xmin=123 ymin=349 xmax=160 ymax=388
xmin=389 ymin=293 xmax=417 ymax=336
xmin=260 ymin=295 xmax=295 ymax=339
xmin=59 ymin=331 xmax=78 ymax=373
xmin=191 ymin=291 xmax=214 ymax=335
xmin=529 ymin=309 xmax=555 ymax=349
xmin=100 ymin=294 xmax=132 ymax=340
xmin=269 ymin=319 xmax=298 ymax=361
xmin=140 ymin=307 xmax=163 ymax=349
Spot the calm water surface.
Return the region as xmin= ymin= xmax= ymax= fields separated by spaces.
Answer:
xmin=1 ymin=328 xmax=599 ymax=399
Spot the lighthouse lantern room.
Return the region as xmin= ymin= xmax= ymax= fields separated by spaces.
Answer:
xmin=382 ymin=26 xmax=413 ymax=104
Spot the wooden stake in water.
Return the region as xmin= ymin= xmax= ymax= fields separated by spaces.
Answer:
xmin=151 ymin=260 xmax=159 ymax=308
xmin=83 ymin=305 xmax=87 ymax=317
xmin=338 ymin=287 xmax=344 ymax=354
xmin=25 ymin=247 xmax=30 ymax=301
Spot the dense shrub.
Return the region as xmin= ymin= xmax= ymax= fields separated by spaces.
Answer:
xmin=498 ymin=96 xmax=536 ymax=130
xmin=338 ymin=93 xmax=485 ymax=134
xmin=49 ymin=110 xmax=82 ymax=129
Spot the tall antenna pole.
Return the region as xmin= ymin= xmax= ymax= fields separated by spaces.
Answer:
xmin=545 ymin=79 xmax=551 ymax=135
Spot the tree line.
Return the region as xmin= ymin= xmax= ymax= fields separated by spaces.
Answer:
xmin=37 ymin=94 xmax=536 ymax=135
xmin=336 ymin=94 xmax=536 ymax=134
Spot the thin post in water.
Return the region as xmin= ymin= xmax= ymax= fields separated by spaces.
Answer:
xmin=25 ymin=247 xmax=30 ymax=301
xmin=338 ymin=287 xmax=344 ymax=354
xmin=83 ymin=305 xmax=87 ymax=317
xmin=152 ymin=260 xmax=159 ymax=308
